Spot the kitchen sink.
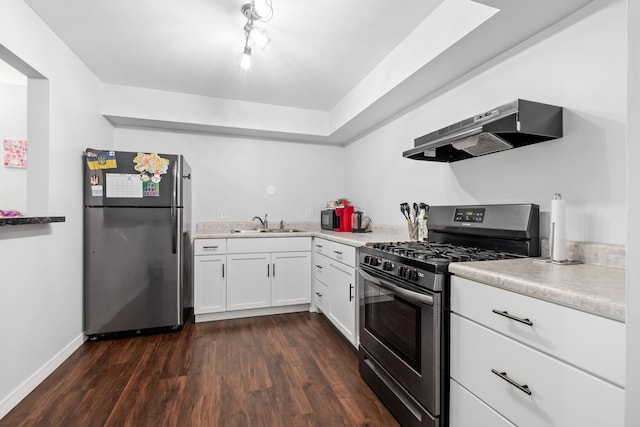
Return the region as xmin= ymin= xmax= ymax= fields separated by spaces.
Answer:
xmin=231 ymin=229 xmax=305 ymax=233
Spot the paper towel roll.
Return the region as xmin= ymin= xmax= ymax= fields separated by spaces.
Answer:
xmin=550 ymin=194 xmax=567 ymax=261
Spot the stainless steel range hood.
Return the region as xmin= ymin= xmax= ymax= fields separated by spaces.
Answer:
xmin=403 ymin=99 xmax=563 ymax=163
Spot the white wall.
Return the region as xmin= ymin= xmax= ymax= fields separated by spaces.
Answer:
xmin=114 ymin=128 xmax=345 ymax=226
xmin=626 ymin=0 xmax=639 ymax=424
xmin=0 ymin=0 xmax=113 ymax=418
xmin=345 ymin=0 xmax=627 ymax=245
xmin=0 ymin=81 xmax=27 ymax=212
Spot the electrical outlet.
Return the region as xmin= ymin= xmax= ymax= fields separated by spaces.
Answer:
xmin=216 ymin=208 xmax=227 ymax=219
xmin=304 ymin=208 xmax=314 ymax=218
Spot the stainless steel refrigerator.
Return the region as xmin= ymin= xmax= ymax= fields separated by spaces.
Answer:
xmin=83 ymin=149 xmax=191 ymax=339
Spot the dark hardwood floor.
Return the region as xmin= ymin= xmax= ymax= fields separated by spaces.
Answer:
xmin=1 ymin=312 xmax=399 ymax=427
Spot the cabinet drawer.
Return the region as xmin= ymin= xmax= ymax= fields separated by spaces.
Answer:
xmin=194 ymin=238 xmax=227 ymax=255
xmin=312 ymin=238 xmax=356 ymax=268
xmin=313 ymin=279 xmax=329 ymax=313
xmin=450 ymin=314 xmax=624 ymax=427
xmin=451 ymin=276 xmax=625 ymax=386
xmin=227 ymin=236 xmax=311 ymax=254
xmin=313 ymin=252 xmax=331 ymax=282
xmin=450 ymin=379 xmax=514 ymax=427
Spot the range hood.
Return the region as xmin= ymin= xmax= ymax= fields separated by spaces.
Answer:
xmin=403 ymin=99 xmax=563 ymax=163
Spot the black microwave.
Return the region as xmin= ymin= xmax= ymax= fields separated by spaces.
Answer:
xmin=321 ymin=208 xmax=340 ymax=230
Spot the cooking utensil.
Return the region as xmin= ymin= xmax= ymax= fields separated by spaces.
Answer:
xmin=400 ymin=203 xmax=410 ymax=220
xmin=413 ymin=202 xmax=419 ymax=223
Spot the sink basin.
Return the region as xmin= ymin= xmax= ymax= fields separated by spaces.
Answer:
xmin=231 ymin=229 xmax=270 ymax=233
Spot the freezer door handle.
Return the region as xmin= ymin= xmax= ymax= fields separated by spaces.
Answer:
xmin=171 ymin=160 xmax=178 ymax=254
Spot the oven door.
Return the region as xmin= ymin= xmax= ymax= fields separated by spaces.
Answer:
xmin=359 ymin=266 xmax=441 ymax=417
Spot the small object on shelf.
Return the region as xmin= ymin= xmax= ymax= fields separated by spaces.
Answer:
xmin=0 ymin=209 xmax=23 ymax=218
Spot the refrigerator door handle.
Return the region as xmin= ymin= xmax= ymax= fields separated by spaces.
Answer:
xmin=171 ymin=160 xmax=178 ymax=254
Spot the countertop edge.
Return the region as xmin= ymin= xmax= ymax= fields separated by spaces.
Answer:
xmin=192 ymin=230 xmax=406 ymax=247
xmin=449 ymin=261 xmax=625 ymax=323
xmin=0 ymin=216 xmax=66 ymax=226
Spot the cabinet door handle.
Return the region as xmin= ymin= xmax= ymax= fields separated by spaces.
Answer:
xmin=315 ymin=292 xmax=323 ymax=297
xmin=334 ymin=250 xmax=343 ymax=255
xmin=267 ymin=264 xmax=270 ymax=277
xmin=273 ymin=263 xmax=276 ymax=277
xmin=203 ymin=245 xmax=218 ymax=249
xmin=491 ymin=369 xmax=532 ymax=395
xmin=349 ymin=283 xmax=354 ymax=302
xmin=492 ymin=309 xmax=533 ymax=326
xmin=315 ymin=244 xmax=323 ymax=248
xmin=222 ymin=264 xmax=225 ymax=278
xmin=315 ymin=264 xmax=323 ymax=269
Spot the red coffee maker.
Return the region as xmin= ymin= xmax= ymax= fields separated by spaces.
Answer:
xmin=334 ymin=203 xmax=354 ymax=232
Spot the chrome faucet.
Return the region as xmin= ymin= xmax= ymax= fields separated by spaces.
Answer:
xmin=252 ymin=213 xmax=268 ymax=230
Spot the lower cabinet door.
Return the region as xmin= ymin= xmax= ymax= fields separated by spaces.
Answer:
xmin=328 ymin=261 xmax=356 ymax=345
xmin=271 ymin=251 xmax=311 ymax=306
xmin=194 ymin=254 xmax=226 ymax=314
xmin=226 ymin=253 xmax=270 ymax=311
xmin=450 ymin=314 xmax=625 ymax=427
xmin=449 ymin=379 xmax=515 ymax=427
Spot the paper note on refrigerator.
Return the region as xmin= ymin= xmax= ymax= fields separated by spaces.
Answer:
xmin=105 ymin=173 xmax=143 ymax=198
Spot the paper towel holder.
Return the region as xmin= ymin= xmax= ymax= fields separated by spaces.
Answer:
xmin=536 ymin=194 xmax=582 ymax=265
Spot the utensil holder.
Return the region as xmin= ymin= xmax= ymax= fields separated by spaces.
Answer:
xmin=407 ymin=222 xmax=418 ymax=241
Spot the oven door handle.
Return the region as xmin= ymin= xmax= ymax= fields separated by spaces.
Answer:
xmin=359 ymin=269 xmax=434 ymax=307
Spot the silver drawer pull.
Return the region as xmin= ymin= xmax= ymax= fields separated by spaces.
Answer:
xmin=333 ymin=250 xmax=342 ymax=255
xmin=315 ymin=292 xmax=323 ymax=297
xmin=491 ymin=369 xmax=532 ymax=395
xmin=315 ymin=264 xmax=323 ymax=269
xmin=315 ymin=245 xmax=323 ymax=248
xmin=492 ymin=309 xmax=533 ymax=326
xmin=203 ymin=245 xmax=219 ymax=249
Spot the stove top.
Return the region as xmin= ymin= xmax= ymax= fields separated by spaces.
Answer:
xmin=371 ymin=241 xmax=522 ymax=263
xmin=359 ymin=241 xmax=524 ymax=292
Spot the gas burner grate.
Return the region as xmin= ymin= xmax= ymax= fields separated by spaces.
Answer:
xmin=371 ymin=241 xmax=521 ymax=263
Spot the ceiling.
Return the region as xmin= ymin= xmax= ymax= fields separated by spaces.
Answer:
xmin=21 ymin=0 xmax=597 ymax=143
xmin=24 ymin=0 xmax=442 ymax=111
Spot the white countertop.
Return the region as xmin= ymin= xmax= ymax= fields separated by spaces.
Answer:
xmin=193 ymin=222 xmax=408 ymax=247
xmin=449 ymin=258 xmax=625 ymax=322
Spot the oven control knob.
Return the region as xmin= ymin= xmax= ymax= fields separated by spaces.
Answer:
xmin=398 ymin=266 xmax=407 ymax=277
xmin=364 ymin=256 xmax=371 ymax=265
xmin=370 ymin=257 xmax=380 ymax=266
xmin=408 ymin=269 xmax=419 ymax=281
xmin=383 ymin=261 xmax=393 ymax=271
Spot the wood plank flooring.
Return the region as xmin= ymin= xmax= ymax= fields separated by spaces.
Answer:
xmin=1 ymin=312 xmax=399 ymax=427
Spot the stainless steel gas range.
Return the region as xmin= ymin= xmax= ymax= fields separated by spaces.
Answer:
xmin=358 ymin=204 xmax=540 ymax=427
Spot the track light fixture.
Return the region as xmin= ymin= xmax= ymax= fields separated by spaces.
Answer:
xmin=239 ymin=0 xmax=273 ymax=72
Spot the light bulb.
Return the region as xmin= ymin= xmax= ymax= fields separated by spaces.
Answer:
xmin=248 ymin=26 xmax=270 ymax=50
xmin=252 ymin=0 xmax=272 ymax=20
xmin=239 ymin=46 xmax=252 ymax=72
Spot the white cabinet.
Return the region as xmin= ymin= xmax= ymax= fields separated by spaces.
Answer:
xmin=194 ymin=239 xmax=227 ymax=316
xmin=313 ymin=237 xmax=358 ymax=347
xmin=193 ymin=236 xmax=311 ymax=322
xmin=449 ymin=275 xmax=625 ymax=427
xmin=271 ymin=251 xmax=311 ymax=306
xmin=327 ymin=260 xmax=356 ymax=343
xmin=227 ymin=237 xmax=312 ymax=311
xmin=449 ymin=379 xmax=514 ymax=427
xmin=226 ymin=252 xmax=271 ymax=311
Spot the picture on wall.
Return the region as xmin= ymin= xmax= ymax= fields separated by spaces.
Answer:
xmin=3 ymin=139 xmax=27 ymax=168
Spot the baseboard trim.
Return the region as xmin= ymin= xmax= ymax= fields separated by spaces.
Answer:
xmin=194 ymin=304 xmax=311 ymax=323
xmin=0 ymin=333 xmax=85 ymax=419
